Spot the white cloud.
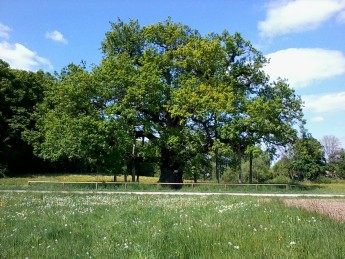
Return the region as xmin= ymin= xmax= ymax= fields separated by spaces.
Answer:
xmin=310 ymin=116 xmax=325 ymax=123
xmin=0 ymin=23 xmax=11 ymax=40
xmin=264 ymin=48 xmax=345 ymax=88
xmin=45 ymin=30 xmax=68 ymax=44
xmin=0 ymin=23 xmax=52 ymax=71
xmin=0 ymin=41 xmax=53 ymax=71
xmin=303 ymin=92 xmax=345 ymax=113
xmin=259 ymin=0 xmax=345 ymax=38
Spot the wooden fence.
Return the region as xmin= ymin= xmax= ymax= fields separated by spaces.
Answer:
xmin=28 ymin=181 xmax=291 ymax=191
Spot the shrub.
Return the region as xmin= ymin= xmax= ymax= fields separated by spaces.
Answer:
xmin=222 ymin=169 xmax=239 ymax=183
xmin=266 ymin=175 xmax=292 ymax=184
xmin=313 ymin=175 xmax=332 ymax=184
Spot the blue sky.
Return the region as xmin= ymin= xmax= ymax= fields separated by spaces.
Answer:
xmin=1 ymin=0 xmax=345 ymax=147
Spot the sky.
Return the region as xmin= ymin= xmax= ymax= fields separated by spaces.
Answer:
xmin=1 ymin=0 xmax=345 ymax=147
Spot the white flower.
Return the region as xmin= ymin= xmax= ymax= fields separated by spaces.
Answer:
xmin=290 ymin=241 xmax=296 ymax=246
xmin=234 ymin=246 xmax=240 ymax=249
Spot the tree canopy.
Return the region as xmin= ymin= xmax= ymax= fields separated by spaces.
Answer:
xmin=14 ymin=19 xmax=305 ymax=183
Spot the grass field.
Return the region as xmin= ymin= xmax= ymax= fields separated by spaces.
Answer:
xmin=1 ymin=192 xmax=345 ymax=258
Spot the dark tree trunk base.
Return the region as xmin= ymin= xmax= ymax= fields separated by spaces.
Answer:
xmin=158 ymin=148 xmax=183 ymax=189
xmin=159 ymin=164 xmax=183 ymax=189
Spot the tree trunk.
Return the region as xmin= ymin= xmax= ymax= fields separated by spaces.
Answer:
xmin=131 ymin=162 xmax=136 ymax=182
xmin=237 ymin=147 xmax=243 ymax=183
xmin=158 ymin=147 xmax=183 ymax=189
xmin=193 ymin=173 xmax=198 ymax=183
xmin=215 ymin=147 xmax=220 ymax=183
xmin=131 ymin=142 xmax=136 ymax=182
xmin=249 ymin=150 xmax=253 ymax=184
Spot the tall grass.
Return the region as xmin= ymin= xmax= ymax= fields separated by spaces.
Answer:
xmin=1 ymin=193 xmax=345 ymax=258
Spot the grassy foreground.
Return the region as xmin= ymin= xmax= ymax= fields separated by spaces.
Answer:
xmin=1 ymin=193 xmax=345 ymax=258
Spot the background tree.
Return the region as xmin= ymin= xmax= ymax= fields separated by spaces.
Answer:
xmin=287 ymin=133 xmax=326 ymax=181
xmin=334 ymin=149 xmax=345 ymax=178
xmin=25 ymin=64 xmax=129 ymax=175
xmin=0 ymin=60 xmax=53 ymax=176
xmin=320 ymin=135 xmax=342 ymax=164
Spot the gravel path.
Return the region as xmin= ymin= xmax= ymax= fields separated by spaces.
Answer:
xmin=1 ymin=189 xmax=345 ymax=197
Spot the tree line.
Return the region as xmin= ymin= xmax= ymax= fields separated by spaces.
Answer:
xmin=1 ymin=19 xmax=344 ymax=183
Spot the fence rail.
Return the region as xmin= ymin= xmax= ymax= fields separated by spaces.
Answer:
xmin=27 ymin=181 xmax=291 ymax=191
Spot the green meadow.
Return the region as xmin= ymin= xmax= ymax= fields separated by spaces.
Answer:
xmin=1 ymin=192 xmax=344 ymax=258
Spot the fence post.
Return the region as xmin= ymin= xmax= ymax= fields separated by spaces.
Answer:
xmin=96 ymin=182 xmax=98 ymax=190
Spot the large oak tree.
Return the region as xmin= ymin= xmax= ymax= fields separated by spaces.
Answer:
xmin=27 ymin=19 xmax=304 ymax=183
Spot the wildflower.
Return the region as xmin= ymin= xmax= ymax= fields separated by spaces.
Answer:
xmin=290 ymin=241 xmax=296 ymax=246
xmin=234 ymin=246 xmax=240 ymax=249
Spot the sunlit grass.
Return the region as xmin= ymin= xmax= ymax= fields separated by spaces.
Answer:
xmin=0 ymin=174 xmax=159 ymax=188
xmin=1 ymin=193 xmax=345 ymax=258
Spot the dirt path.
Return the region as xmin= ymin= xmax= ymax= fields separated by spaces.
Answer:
xmin=284 ymin=199 xmax=345 ymax=221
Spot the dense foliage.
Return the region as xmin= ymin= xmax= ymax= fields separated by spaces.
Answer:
xmin=0 ymin=60 xmax=53 ymax=176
